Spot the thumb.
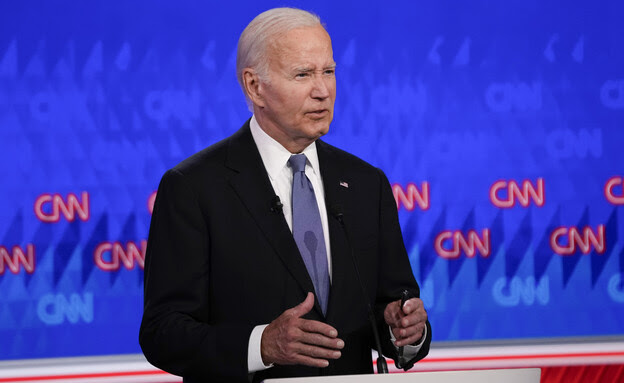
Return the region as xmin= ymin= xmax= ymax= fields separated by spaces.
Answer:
xmin=402 ymin=298 xmax=422 ymax=315
xmin=291 ymin=292 xmax=315 ymax=317
xmin=401 ymin=299 xmax=413 ymax=315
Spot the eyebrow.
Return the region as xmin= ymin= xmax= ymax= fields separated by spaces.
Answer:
xmin=292 ymin=63 xmax=337 ymax=72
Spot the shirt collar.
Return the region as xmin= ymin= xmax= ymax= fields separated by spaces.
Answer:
xmin=249 ymin=115 xmax=321 ymax=180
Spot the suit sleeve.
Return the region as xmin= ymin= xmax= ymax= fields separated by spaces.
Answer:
xmin=139 ymin=169 xmax=254 ymax=381
xmin=373 ymin=168 xmax=432 ymax=370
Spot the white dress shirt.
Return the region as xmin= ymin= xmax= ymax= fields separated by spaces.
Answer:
xmin=249 ymin=116 xmax=332 ymax=276
xmin=246 ymin=116 xmax=425 ymax=373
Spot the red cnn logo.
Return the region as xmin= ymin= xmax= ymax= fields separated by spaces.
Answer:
xmin=148 ymin=191 xmax=157 ymax=214
xmin=605 ymin=176 xmax=624 ymax=205
xmin=550 ymin=225 xmax=605 ymax=255
xmin=434 ymin=229 xmax=491 ymax=259
xmin=34 ymin=192 xmax=90 ymax=223
xmin=0 ymin=244 xmax=35 ymax=274
xmin=94 ymin=241 xmax=147 ymax=271
xmin=489 ymin=178 xmax=545 ymax=208
xmin=393 ymin=182 xmax=430 ymax=211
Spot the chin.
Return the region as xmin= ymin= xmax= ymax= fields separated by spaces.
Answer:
xmin=299 ymin=117 xmax=331 ymax=141
xmin=312 ymin=125 xmax=330 ymax=139
xmin=314 ymin=119 xmax=332 ymax=134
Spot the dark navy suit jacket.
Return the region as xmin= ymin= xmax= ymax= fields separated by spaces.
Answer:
xmin=139 ymin=120 xmax=431 ymax=382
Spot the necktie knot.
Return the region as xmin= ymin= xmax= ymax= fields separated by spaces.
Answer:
xmin=289 ymin=154 xmax=307 ymax=174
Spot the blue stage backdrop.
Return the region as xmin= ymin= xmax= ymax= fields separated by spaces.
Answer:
xmin=1 ymin=0 xmax=623 ymax=360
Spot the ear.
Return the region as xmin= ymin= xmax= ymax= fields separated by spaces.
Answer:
xmin=242 ymin=68 xmax=266 ymax=108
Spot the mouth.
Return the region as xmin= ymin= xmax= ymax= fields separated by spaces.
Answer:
xmin=306 ymin=109 xmax=330 ymax=119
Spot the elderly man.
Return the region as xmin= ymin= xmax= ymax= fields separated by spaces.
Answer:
xmin=139 ymin=7 xmax=431 ymax=382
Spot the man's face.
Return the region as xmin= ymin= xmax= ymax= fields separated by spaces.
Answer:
xmin=254 ymin=25 xmax=336 ymax=152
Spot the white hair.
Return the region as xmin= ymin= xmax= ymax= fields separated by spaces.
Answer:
xmin=236 ymin=7 xmax=322 ymax=109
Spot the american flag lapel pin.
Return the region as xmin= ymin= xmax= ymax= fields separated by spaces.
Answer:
xmin=339 ymin=181 xmax=349 ymax=188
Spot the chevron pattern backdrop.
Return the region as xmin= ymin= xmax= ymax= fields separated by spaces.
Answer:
xmin=1 ymin=0 xmax=623 ymax=361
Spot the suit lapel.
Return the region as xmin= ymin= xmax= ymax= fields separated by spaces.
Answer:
xmin=225 ymin=122 xmax=321 ymax=314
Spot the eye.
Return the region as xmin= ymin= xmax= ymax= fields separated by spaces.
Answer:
xmin=324 ymin=69 xmax=335 ymax=75
xmin=295 ymin=72 xmax=310 ymax=79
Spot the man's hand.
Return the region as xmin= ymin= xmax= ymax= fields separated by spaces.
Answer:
xmin=384 ymin=297 xmax=427 ymax=347
xmin=261 ymin=292 xmax=344 ymax=368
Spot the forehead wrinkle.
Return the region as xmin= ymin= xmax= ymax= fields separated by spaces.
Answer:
xmin=271 ymin=54 xmax=334 ymax=77
xmin=265 ymin=26 xmax=335 ymax=75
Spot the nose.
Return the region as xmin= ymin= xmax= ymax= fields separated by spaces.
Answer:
xmin=310 ymin=75 xmax=331 ymax=100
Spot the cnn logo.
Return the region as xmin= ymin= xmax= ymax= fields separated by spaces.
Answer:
xmin=605 ymin=176 xmax=624 ymax=205
xmin=435 ymin=229 xmax=491 ymax=259
xmin=34 ymin=192 xmax=90 ymax=223
xmin=489 ymin=178 xmax=544 ymax=208
xmin=392 ymin=182 xmax=429 ymax=211
xmin=94 ymin=241 xmax=147 ymax=271
xmin=0 ymin=244 xmax=35 ymax=275
xmin=550 ymin=225 xmax=605 ymax=255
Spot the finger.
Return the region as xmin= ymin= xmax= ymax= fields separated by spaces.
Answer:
xmin=290 ymin=292 xmax=315 ymax=318
xmin=398 ymin=302 xmax=427 ymax=327
xmin=394 ymin=327 xmax=425 ymax=347
xmin=299 ymin=331 xmax=344 ymax=350
xmin=300 ymin=319 xmax=339 ymax=338
xmin=399 ymin=310 xmax=427 ymax=328
xmin=395 ymin=322 xmax=425 ymax=341
xmin=396 ymin=307 xmax=426 ymax=332
xmin=384 ymin=300 xmax=403 ymax=326
xmin=396 ymin=321 xmax=425 ymax=338
xmin=394 ymin=320 xmax=426 ymax=344
xmin=296 ymin=342 xmax=342 ymax=360
xmin=391 ymin=326 xmax=402 ymax=340
xmin=293 ymin=354 xmax=331 ymax=368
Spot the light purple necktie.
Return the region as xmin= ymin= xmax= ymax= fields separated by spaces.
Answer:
xmin=289 ymin=154 xmax=330 ymax=315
